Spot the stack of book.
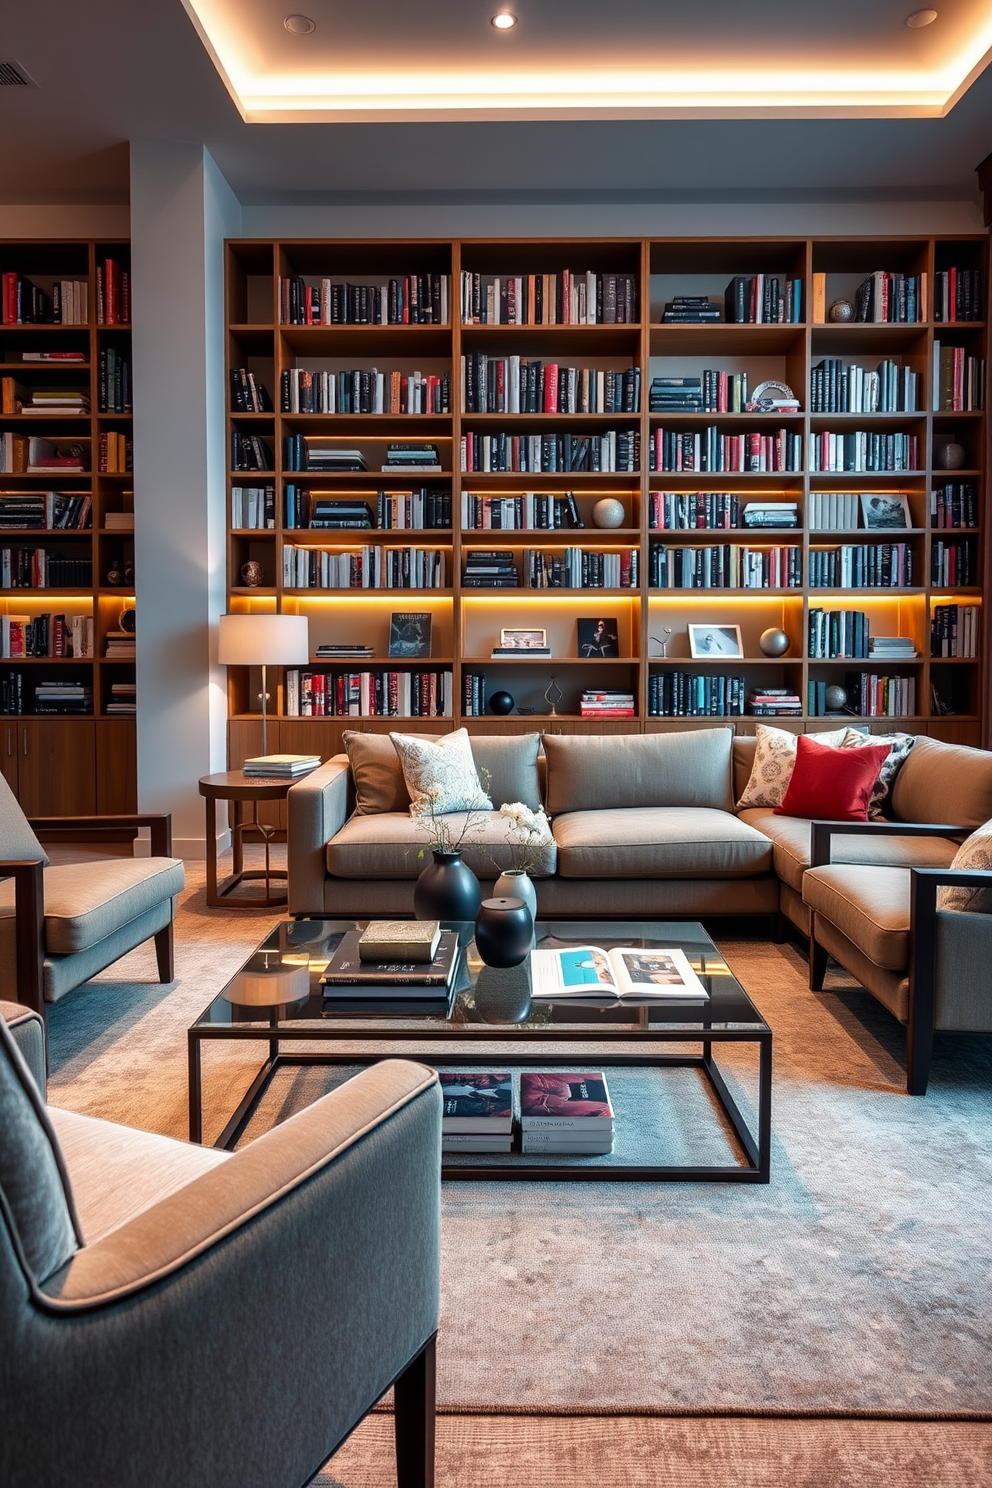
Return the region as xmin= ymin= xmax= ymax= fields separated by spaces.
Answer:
xmin=315 ymin=643 xmax=375 ymax=659
xmin=438 ymin=1071 xmax=513 ymax=1153
xmin=105 ymin=629 xmax=136 ymax=658
xmin=242 ymin=753 xmax=320 ymax=778
xmin=462 ymin=549 xmax=518 ymax=588
xmin=661 ymin=297 xmax=720 ymax=323
xmin=743 ymin=501 xmax=799 ymax=529
xmin=869 ymin=636 xmax=918 ymax=661
xmin=106 ymin=682 xmax=136 ymax=715
xmin=320 ymin=921 xmax=460 ymax=1014
xmin=303 ymin=443 xmax=367 ymax=474
xmin=382 ymin=444 xmax=442 ymax=474
xmin=748 ymin=687 xmax=803 ymax=717
xmin=580 ymin=689 xmax=635 ymax=718
xmin=649 ymin=376 xmax=702 ymax=412
xmin=520 ymin=1071 xmax=615 ymax=1155
xmin=19 ymin=389 xmax=90 ymax=417
xmin=34 ymin=680 xmax=92 ymax=715
xmin=307 ymin=498 xmax=374 ymax=529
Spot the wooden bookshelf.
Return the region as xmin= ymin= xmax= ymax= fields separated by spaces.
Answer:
xmin=0 ymin=238 xmax=135 ymax=813
xmin=224 ymin=235 xmax=990 ymax=775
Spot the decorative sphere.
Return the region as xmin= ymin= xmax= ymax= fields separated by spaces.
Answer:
xmin=759 ymin=628 xmax=791 ymax=657
xmin=828 ymin=298 xmax=854 ymax=323
xmin=489 ymin=691 xmax=514 ymax=715
xmin=824 ymin=684 xmax=849 ymax=713
xmin=592 ymin=498 xmax=625 ymax=529
xmin=936 ymin=442 xmax=966 ymax=471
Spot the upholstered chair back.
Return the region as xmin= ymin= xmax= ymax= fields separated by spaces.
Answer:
xmin=0 ymin=771 xmax=48 ymax=865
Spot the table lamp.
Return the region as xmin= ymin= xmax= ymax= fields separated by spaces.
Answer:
xmin=218 ymin=613 xmax=309 ymax=756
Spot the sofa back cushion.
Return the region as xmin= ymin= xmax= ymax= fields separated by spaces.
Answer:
xmin=345 ymin=731 xmax=419 ymax=815
xmin=470 ymin=734 xmax=543 ymax=812
xmin=344 ymin=730 xmax=543 ymax=814
xmin=733 ymin=736 xmax=758 ymax=804
xmin=891 ymin=737 xmax=992 ymax=828
xmin=542 ymin=728 xmax=734 ymax=815
xmin=0 ymin=769 xmax=49 ymax=865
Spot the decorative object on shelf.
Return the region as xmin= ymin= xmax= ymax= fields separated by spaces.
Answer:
xmin=218 ymin=612 xmax=310 ymax=755
xmin=689 ymin=623 xmax=744 ymax=659
xmin=825 ymin=683 xmax=851 ymax=712
xmin=745 ymin=380 xmax=799 ymax=414
xmin=474 ymin=896 xmax=534 ymax=968
xmin=828 ymin=299 xmax=855 ymax=323
xmin=489 ymin=691 xmax=514 ymax=715
xmin=106 ymin=559 xmax=122 ymax=586
xmin=650 ymin=627 xmax=673 ymax=658
xmin=759 ymin=628 xmax=791 ymax=658
xmin=500 ymin=627 xmax=547 ymax=650
xmin=861 ymin=493 xmax=911 ymax=529
xmin=577 ymin=617 xmax=620 ymax=658
xmin=388 ymin=610 xmax=432 ymax=658
xmin=936 ymin=442 xmax=966 ymax=471
xmin=123 ymin=559 xmax=134 ymax=586
xmin=516 ymin=706 xmax=537 ymax=715
xmin=119 ymin=606 xmax=136 ymax=634
xmin=240 ymin=560 xmax=264 ymax=588
xmin=543 ymin=677 xmax=563 ymax=716
xmin=592 ymin=498 xmax=625 ymax=529
xmin=414 ymin=850 xmax=482 ymax=921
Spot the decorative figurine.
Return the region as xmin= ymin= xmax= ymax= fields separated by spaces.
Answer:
xmin=106 ymin=559 xmax=122 ymax=586
xmin=936 ymin=442 xmax=966 ymax=471
xmin=650 ymin=628 xmax=673 ymax=658
xmin=828 ymin=299 xmax=855 ymax=322
xmin=543 ymin=677 xmax=563 ymax=716
xmin=592 ymin=498 xmax=625 ymax=529
xmin=240 ymin=560 xmax=264 ymax=587
xmin=759 ymin=628 xmax=791 ymax=657
xmin=489 ymin=691 xmax=514 ymax=715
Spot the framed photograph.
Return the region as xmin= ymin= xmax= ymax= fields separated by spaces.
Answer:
xmin=387 ymin=611 xmax=432 ymax=658
xmin=688 ymin=623 xmax=744 ymax=659
xmin=861 ymin=493 xmax=911 ymax=530
xmin=499 ymin=628 xmax=547 ymax=650
xmin=577 ymin=617 xmax=620 ymax=658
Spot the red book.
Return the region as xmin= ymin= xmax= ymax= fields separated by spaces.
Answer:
xmin=544 ymin=363 xmax=559 ymax=413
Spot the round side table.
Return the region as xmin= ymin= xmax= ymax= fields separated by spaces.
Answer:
xmin=199 ymin=771 xmax=293 ymax=908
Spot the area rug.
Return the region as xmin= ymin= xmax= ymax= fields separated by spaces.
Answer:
xmin=42 ymin=854 xmax=992 ymax=1424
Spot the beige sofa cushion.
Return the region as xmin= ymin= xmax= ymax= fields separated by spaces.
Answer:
xmin=0 ymin=857 xmax=184 ymax=956
xmin=543 ymin=728 xmax=734 ymax=815
xmin=344 ymin=730 xmax=543 ymax=815
xmin=345 ymin=730 xmax=420 ymax=814
xmin=891 ymin=736 xmax=992 ymax=828
xmin=327 ymin=812 xmax=557 ymax=880
xmin=552 ymin=807 xmax=773 ymax=879
xmin=802 ymin=864 xmax=910 ymax=970
xmin=739 ymin=809 xmax=959 ymax=894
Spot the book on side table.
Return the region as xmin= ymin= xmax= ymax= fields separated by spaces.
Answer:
xmin=531 ymin=945 xmax=707 ymax=1002
xmin=242 ymin=753 xmax=321 ymax=777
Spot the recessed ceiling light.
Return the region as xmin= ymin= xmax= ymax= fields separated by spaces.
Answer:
xmin=905 ymin=9 xmax=937 ymax=26
xmin=284 ymin=14 xmax=316 ymax=34
xmin=491 ymin=11 xmax=517 ymax=29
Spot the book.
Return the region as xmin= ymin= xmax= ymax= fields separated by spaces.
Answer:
xmin=521 ymin=1133 xmax=615 ymax=1154
xmin=358 ymin=920 xmax=442 ymax=963
xmin=442 ymin=1134 xmax=514 ymax=1152
xmin=320 ymin=929 xmax=460 ymax=988
xmin=531 ymin=945 xmax=707 ymax=1001
xmin=388 ymin=611 xmax=432 ymax=658
xmin=438 ymin=1071 xmax=513 ymax=1131
xmin=242 ymin=753 xmax=320 ymax=777
xmin=519 ymin=1071 xmax=614 ymax=1130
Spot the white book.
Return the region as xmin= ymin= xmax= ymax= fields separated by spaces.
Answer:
xmin=531 ymin=945 xmax=707 ymax=1002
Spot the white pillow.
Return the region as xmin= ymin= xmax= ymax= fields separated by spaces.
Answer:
xmin=390 ymin=728 xmax=493 ymax=818
xmin=937 ymin=820 xmax=992 ymax=913
xmin=840 ymin=729 xmax=916 ymax=820
xmin=737 ymin=724 xmax=851 ymax=810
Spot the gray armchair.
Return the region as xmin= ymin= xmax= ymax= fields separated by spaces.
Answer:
xmin=0 ymin=1003 xmax=441 ymax=1488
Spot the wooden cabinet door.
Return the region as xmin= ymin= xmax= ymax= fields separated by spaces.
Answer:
xmin=97 ymin=719 xmax=137 ymax=813
xmin=0 ymin=721 xmax=18 ymax=798
xmin=17 ymin=721 xmax=97 ymax=816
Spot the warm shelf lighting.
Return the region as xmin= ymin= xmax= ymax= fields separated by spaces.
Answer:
xmin=491 ymin=11 xmax=517 ymax=29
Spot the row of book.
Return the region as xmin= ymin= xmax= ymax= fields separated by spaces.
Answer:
xmin=931 ymin=604 xmax=979 ymax=657
xmin=95 ymin=259 xmax=130 ymax=326
xmin=284 ymin=669 xmax=453 ymax=718
xmin=440 ymin=1070 xmax=615 ymax=1156
xmin=806 ymin=492 xmax=904 ymax=531
xmin=931 ymin=539 xmax=976 ymax=588
xmin=231 ymin=484 xmax=276 ymax=530
xmin=649 ymin=372 xmax=752 ymax=414
xmin=1 ymin=274 xmax=90 ymax=326
xmin=648 ymin=544 xmax=800 ymax=589
xmin=933 ymin=268 xmax=983 ymax=322
xmin=648 ymin=672 xmax=746 ymax=716
xmin=98 ymin=432 xmax=131 ymax=473
xmin=231 ymin=431 xmax=274 ymax=473
xmin=2 ymin=379 xmax=89 ymax=417
xmin=648 ymin=492 xmax=743 ymax=530
xmin=284 ymin=487 xmax=451 ymax=530
xmin=807 ymin=544 xmax=913 ymax=589
xmin=809 ymin=431 xmax=919 ymax=474
xmin=0 ymin=435 xmax=88 ymax=474
xmin=931 ymin=482 xmax=977 ymax=529
xmin=460 ymin=430 xmax=639 ymax=474
xmin=283 ymin=438 xmax=444 ymax=475
xmin=460 ymin=491 xmax=585 ymax=530
xmin=230 ymin=368 xmax=272 ymax=413
xmin=462 ymin=671 xmax=490 ymax=717
xmin=459 ymin=270 xmax=637 ymax=326
xmin=809 ymin=358 xmax=919 ymax=414
xmin=279 ymin=274 xmax=449 ymax=326
xmin=280 ymin=367 xmax=451 ymax=416
xmin=0 ymin=549 xmax=92 ymax=589
xmin=933 ymin=344 xmax=985 ymax=412
xmin=0 ymin=492 xmax=91 ymax=530
xmin=649 ymin=428 xmax=803 ymax=474
xmin=851 ymin=271 xmax=925 ymax=325
xmin=807 ymin=608 xmax=870 ymax=659
xmin=462 ymin=549 xmax=517 ymax=588
xmin=281 ymin=543 xmax=446 ymax=591
xmin=0 ymin=612 xmax=93 ymax=658
xmin=845 ymin=672 xmax=917 ymax=717
xmin=725 ymin=275 xmax=803 ymax=324
xmin=461 ymin=357 xmax=640 ymax=415
xmin=516 ymin=548 xmax=638 ymax=589
xmin=96 ymin=348 xmax=132 ymax=414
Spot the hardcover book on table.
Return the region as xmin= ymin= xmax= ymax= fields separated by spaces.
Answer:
xmin=320 ymin=929 xmax=459 ymax=988
xmin=530 ymin=946 xmax=707 ymax=1002
xmin=358 ymin=920 xmax=441 ymax=963
xmin=438 ymin=1071 xmax=513 ymax=1132
xmin=519 ymin=1071 xmax=614 ymax=1129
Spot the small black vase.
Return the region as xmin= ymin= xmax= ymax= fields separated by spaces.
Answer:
xmin=474 ymin=896 xmax=534 ymax=968
xmin=413 ymin=850 xmax=481 ymax=922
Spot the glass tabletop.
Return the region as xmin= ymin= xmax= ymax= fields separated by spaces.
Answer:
xmin=192 ymin=919 xmax=768 ymax=1035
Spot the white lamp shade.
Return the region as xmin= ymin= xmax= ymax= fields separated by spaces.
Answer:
xmin=218 ymin=613 xmax=309 ymax=666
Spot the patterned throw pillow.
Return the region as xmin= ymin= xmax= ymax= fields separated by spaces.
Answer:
xmin=390 ymin=728 xmax=493 ymax=818
xmin=737 ymin=724 xmax=851 ymax=810
xmin=937 ymin=820 xmax=992 ymax=913
xmin=840 ymin=729 xmax=916 ymax=820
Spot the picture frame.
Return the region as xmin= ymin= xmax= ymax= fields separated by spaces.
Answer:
xmin=860 ymin=493 xmax=911 ymax=530
xmin=499 ymin=628 xmax=547 ymax=650
xmin=577 ymin=617 xmax=620 ymax=658
xmin=387 ymin=611 xmax=432 ymax=658
xmin=688 ymin=623 xmax=744 ymax=659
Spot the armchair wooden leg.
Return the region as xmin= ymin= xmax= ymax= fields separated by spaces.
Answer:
xmin=906 ymin=1019 xmax=933 ymax=1097
xmin=394 ymin=1334 xmax=436 ymax=1488
xmin=809 ymin=924 xmax=828 ymax=992
xmin=154 ymin=923 xmax=175 ymax=983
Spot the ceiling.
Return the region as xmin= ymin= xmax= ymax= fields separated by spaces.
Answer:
xmin=1 ymin=0 xmax=992 ymax=205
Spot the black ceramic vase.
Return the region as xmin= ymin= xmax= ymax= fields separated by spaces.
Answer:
xmin=413 ymin=850 xmax=481 ymax=921
xmin=474 ymin=896 xmax=534 ymax=968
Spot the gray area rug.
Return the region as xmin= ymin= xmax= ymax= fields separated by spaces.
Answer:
xmin=43 ymin=856 xmax=992 ymax=1420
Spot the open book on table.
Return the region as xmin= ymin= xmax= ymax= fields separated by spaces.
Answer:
xmin=531 ymin=945 xmax=708 ymax=1001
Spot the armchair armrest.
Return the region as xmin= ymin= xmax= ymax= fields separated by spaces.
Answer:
xmin=810 ymin=819 xmax=967 ymax=870
xmin=0 ymin=860 xmax=45 ymax=1016
xmin=906 ymin=866 xmax=992 ymax=1095
xmin=287 ymin=757 xmax=350 ymax=916
xmin=28 ymin=813 xmax=173 ymax=857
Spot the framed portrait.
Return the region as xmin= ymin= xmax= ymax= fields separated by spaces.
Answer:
xmin=688 ymin=623 xmax=744 ymax=659
xmin=499 ymin=628 xmax=547 ymax=650
xmin=577 ymin=617 xmax=620 ymax=658
xmin=860 ymin=493 xmax=911 ymax=530
xmin=387 ymin=611 xmax=432 ymax=658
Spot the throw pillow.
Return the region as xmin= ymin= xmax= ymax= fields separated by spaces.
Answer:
xmin=774 ymin=734 xmax=891 ymax=821
xmin=937 ymin=820 xmax=992 ymax=913
xmin=737 ymin=724 xmax=851 ymax=810
xmin=840 ymin=729 xmax=916 ymax=820
xmin=0 ymin=1014 xmax=82 ymax=1284
xmin=344 ymin=730 xmax=418 ymax=815
xmin=390 ymin=728 xmax=494 ymax=819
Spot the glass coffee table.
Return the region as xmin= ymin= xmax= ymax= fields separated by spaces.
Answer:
xmin=188 ymin=918 xmax=772 ymax=1182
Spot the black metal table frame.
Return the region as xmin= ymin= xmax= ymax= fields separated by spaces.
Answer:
xmin=188 ymin=1014 xmax=772 ymax=1183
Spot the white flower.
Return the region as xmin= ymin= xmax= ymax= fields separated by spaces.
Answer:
xmin=497 ymin=803 xmax=552 ymax=870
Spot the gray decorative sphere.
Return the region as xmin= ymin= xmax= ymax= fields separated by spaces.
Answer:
xmin=592 ymin=498 xmax=625 ymax=529
xmin=825 ymin=684 xmax=849 ymax=712
xmin=828 ymin=299 xmax=855 ymax=323
xmin=936 ymin=442 xmax=966 ymax=471
xmin=759 ymin=627 xmax=791 ymax=657
xmin=489 ymin=690 xmax=514 ymax=715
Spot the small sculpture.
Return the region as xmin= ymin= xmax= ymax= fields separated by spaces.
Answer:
xmin=828 ymin=299 xmax=855 ymax=323
xmin=106 ymin=559 xmax=122 ymax=586
xmin=824 ymin=683 xmax=850 ymax=713
xmin=240 ymin=560 xmax=264 ymax=587
xmin=489 ymin=691 xmax=514 ymax=715
xmin=650 ymin=627 xmax=673 ymax=658
xmin=592 ymin=498 xmax=625 ymax=529
xmin=936 ymin=442 xmax=966 ymax=471
xmin=543 ymin=677 xmax=563 ymax=716
xmin=759 ymin=628 xmax=791 ymax=657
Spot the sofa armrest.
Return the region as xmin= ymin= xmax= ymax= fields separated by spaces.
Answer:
xmin=286 ymin=757 xmax=350 ymax=916
xmin=810 ymin=819 xmax=967 ymax=870
xmin=0 ymin=1001 xmax=46 ymax=1095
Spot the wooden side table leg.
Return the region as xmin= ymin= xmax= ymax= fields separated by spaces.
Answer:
xmin=205 ymin=794 xmax=219 ymax=905
xmin=231 ymin=799 xmax=244 ymax=877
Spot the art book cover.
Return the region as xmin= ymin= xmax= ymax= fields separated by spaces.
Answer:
xmin=388 ymin=611 xmax=432 ymax=658
xmin=438 ymin=1071 xmax=513 ymax=1131
xmin=519 ymin=1070 xmax=614 ymax=1128
xmin=530 ymin=945 xmax=707 ymax=1001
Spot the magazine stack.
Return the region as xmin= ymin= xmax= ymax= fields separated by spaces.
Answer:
xmin=519 ymin=1071 xmax=615 ymax=1155
xmin=438 ymin=1071 xmax=513 ymax=1153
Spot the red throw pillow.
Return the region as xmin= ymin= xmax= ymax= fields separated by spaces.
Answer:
xmin=774 ymin=734 xmax=891 ymax=821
